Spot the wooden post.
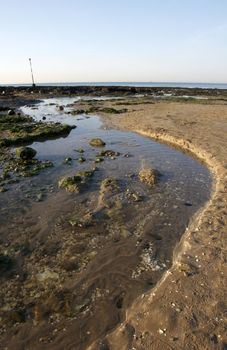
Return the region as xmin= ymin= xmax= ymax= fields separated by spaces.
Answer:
xmin=29 ymin=58 xmax=36 ymax=87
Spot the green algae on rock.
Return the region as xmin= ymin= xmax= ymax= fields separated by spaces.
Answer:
xmin=76 ymin=169 xmax=96 ymax=178
xmin=58 ymin=169 xmax=96 ymax=193
xmin=89 ymin=138 xmax=106 ymax=147
xmin=98 ymin=149 xmax=120 ymax=157
xmin=3 ymin=158 xmax=53 ymax=179
xmin=0 ymin=113 xmax=76 ymax=147
xmin=16 ymin=147 xmax=37 ymax=160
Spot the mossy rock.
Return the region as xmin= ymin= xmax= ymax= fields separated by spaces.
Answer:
xmin=58 ymin=169 xmax=96 ymax=193
xmin=89 ymin=138 xmax=106 ymax=147
xmin=69 ymin=109 xmax=87 ymax=115
xmin=98 ymin=149 xmax=120 ymax=157
xmin=0 ymin=114 xmax=32 ymax=124
xmin=4 ymin=158 xmax=53 ymax=178
xmin=58 ymin=175 xmax=83 ymax=193
xmin=76 ymin=169 xmax=95 ymax=178
xmin=16 ymin=147 xmax=37 ymax=160
xmin=138 ymin=168 xmax=158 ymax=186
xmin=0 ymin=120 xmax=76 ymax=147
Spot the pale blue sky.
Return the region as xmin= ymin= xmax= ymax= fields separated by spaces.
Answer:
xmin=0 ymin=0 xmax=227 ymax=83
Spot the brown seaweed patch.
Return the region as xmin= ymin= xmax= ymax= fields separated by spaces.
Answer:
xmin=138 ymin=168 xmax=159 ymax=186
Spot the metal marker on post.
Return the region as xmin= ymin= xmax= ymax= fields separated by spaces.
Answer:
xmin=29 ymin=58 xmax=36 ymax=87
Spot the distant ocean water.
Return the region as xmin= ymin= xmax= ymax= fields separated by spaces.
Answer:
xmin=1 ymin=82 xmax=227 ymax=89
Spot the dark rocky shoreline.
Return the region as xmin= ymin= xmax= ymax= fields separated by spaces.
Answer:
xmin=1 ymin=85 xmax=227 ymax=99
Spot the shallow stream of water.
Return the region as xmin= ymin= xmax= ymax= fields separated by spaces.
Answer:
xmin=0 ymin=97 xmax=212 ymax=349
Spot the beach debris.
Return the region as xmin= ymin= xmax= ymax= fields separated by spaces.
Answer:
xmin=16 ymin=146 xmax=37 ymax=160
xmin=139 ymin=168 xmax=158 ymax=186
xmin=89 ymin=138 xmax=106 ymax=147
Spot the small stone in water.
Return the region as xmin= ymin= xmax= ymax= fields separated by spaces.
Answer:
xmin=63 ymin=157 xmax=72 ymax=164
xmin=89 ymin=138 xmax=106 ymax=147
xmin=78 ymin=156 xmax=86 ymax=163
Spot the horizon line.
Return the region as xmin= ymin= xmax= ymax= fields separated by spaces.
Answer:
xmin=1 ymin=81 xmax=227 ymax=86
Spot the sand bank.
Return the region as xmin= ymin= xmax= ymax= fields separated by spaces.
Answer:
xmin=92 ymin=101 xmax=227 ymax=350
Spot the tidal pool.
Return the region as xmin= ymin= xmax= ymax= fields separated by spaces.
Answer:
xmin=0 ymin=97 xmax=212 ymax=349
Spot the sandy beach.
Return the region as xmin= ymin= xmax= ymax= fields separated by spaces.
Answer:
xmin=96 ymin=100 xmax=227 ymax=349
xmin=0 ymin=88 xmax=226 ymax=350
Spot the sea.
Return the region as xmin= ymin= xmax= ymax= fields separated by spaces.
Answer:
xmin=1 ymin=82 xmax=227 ymax=89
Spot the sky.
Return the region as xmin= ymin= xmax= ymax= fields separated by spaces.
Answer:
xmin=0 ymin=0 xmax=227 ymax=84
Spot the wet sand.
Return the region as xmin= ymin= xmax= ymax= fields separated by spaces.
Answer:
xmin=0 ymin=89 xmax=227 ymax=349
xmin=97 ymin=101 xmax=227 ymax=350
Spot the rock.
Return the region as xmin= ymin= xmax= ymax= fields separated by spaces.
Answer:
xmin=75 ymin=148 xmax=84 ymax=153
xmin=139 ymin=168 xmax=158 ymax=186
xmin=95 ymin=157 xmax=104 ymax=163
xmin=16 ymin=147 xmax=37 ymax=160
xmin=58 ymin=169 xmax=95 ymax=193
xmin=58 ymin=175 xmax=83 ymax=193
xmin=78 ymin=156 xmax=86 ymax=163
xmin=132 ymin=193 xmax=143 ymax=202
xmin=7 ymin=109 xmax=15 ymax=115
xmin=0 ymin=186 xmax=7 ymax=193
xmin=63 ymin=157 xmax=72 ymax=165
xmin=58 ymin=105 xmax=64 ymax=111
xmin=42 ymin=116 xmax=46 ymax=120
xmin=36 ymin=193 xmax=44 ymax=202
xmin=98 ymin=150 xmax=120 ymax=157
xmin=184 ymin=202 xmax=193 ymax=206
xmin=89 ymin=138 xmax=106 ymax=147
xmin=76 ymin=169 xmax=95 ymax=178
